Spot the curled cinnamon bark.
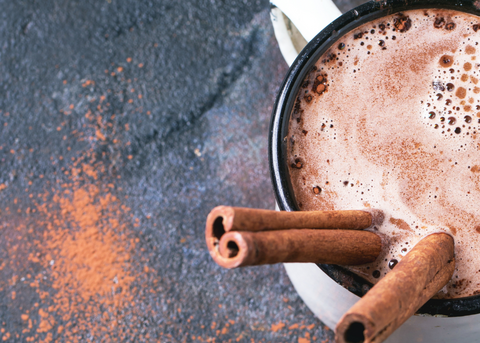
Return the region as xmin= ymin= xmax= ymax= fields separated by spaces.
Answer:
xmin=205 ymin=206 xmax=384 ymax=259
xmin=211 ymin=228 xmax=382 ymax=269
xmin=335 ymin=233 xmax=455 ymax=343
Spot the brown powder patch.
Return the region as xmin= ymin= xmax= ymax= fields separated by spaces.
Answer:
xmin=23 ymin=155 xmax=155 ymax=342
xmin=389 ymin=217 xmax=413 ymax=232
xmin=0 ymin=71 xmax=161 ymax=342
xmin=471 ymin=165 xmax=480 ymax=172
xmin=36 ymin=183 xmax=136 ymax=336
xmin=466 ymin=45 xmax=476 ymax=54
xmin=299 ymin=188 xmax=336 ymax=211
xmin=271 ymin=322 xmax=285 ymax=332
xmin=456 ymin=87 xmax=467 ymax=99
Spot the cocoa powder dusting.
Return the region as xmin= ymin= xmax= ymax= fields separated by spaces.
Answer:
xmin=389 ymin=217 xmax=413 ymax=232
xmin=34 ymin=178 xmax=137 ymax=342
xmin=0 ymin=77 xmax=159 ymax=342
xmin=7 ymin=160 xmax=158 ymax=342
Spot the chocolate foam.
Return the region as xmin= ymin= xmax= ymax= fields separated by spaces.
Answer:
xmin=287 ymin=9 xmax=480 ymax=299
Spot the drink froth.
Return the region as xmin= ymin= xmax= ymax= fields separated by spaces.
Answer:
xmin=287 ymin=8 xmax=480 ymax=299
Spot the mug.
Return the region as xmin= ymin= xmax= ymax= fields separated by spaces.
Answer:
xmin=269 ymin=0 xmax=480 ymax=341
xmin=270 ymin=0 xmax=341 ymax=66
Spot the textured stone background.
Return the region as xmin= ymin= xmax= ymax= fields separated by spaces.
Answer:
xmin=0 ymin=0 xmax=365 ymax=341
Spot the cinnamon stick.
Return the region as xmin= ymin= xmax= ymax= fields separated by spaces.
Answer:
xmin=210 ymin=229 xmax=382 ymax=269
xmin=335 ymin=233 xmax=455 ymax=343
xmin=205 ymin=206 xmax=384 ymax=257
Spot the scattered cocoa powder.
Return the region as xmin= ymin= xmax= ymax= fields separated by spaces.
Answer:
xmin=0 ymin=70 xmax=159 ymax=342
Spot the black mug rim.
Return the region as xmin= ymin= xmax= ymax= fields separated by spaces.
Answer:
xmin=269 ymin=0 xmax=480 ymax=317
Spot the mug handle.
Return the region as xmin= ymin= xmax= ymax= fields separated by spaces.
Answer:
xmin=270 ymin=0 xmax=341 ymax=66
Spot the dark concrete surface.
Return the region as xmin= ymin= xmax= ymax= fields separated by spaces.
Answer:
xmin=0 ymin=0 xmax=364 ymax=342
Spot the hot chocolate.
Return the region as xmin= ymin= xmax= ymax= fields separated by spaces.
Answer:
xmin=287 ymin=8 xmax=480 ymax=299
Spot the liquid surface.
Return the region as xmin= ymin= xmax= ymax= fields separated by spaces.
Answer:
xmin=287 ymin=8 xmax=480 ymax=299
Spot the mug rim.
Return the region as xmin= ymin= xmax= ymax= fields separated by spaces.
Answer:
xmin=268 ymin=0 xmax=480 ymax=317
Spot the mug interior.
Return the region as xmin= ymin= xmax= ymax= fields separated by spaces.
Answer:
xmin=269 ymin=0 xmax=480 ymax=317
